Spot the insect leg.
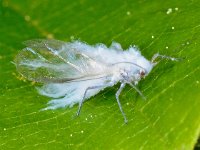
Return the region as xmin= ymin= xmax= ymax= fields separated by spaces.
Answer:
xmin=151 ymin=53 xmax=179 ymax=64
xmin=115 ymin=83 xmax=128 ymax=124
xmin=127 ymin=82 xmax=146 ymax=100
xmin=76 ymin=85 xmax=105 ymax=116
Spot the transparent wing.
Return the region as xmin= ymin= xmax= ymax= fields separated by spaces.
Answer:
xmin=14 ymin=39 xmax=107 ymax=83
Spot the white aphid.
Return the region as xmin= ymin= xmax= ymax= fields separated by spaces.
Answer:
xmin=14 ymin=39 xmax=177 ymax=123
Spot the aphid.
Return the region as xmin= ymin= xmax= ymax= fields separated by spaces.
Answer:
xmin=14 ymin=39 xmax=177 ymax=123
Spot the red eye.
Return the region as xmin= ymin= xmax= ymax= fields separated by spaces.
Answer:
xmin=140 ymin=70 xmax=145 ymax=77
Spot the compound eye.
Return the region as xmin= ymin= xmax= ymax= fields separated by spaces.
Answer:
xmin=139 ymin=70 xmax=146 ymax=77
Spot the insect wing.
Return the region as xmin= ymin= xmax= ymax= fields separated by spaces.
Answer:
xmin=14 ymin=39 xmax=105 ymax=83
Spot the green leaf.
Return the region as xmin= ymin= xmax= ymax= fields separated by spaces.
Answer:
xmin=0 ymin=0 xmax=200 ymax=149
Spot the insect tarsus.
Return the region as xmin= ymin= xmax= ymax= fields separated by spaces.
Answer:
xmin=76 ymin=82 xmax=143 ymax=124
xmin=76 ymin=83 xmax=130 ymax=124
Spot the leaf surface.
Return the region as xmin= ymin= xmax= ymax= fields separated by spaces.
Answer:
xmin=0 ymin=0 xmax=200 ymax=149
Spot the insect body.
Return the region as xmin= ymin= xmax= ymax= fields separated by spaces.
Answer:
xmin=14 ymin=39 xmax=177 ymax=123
